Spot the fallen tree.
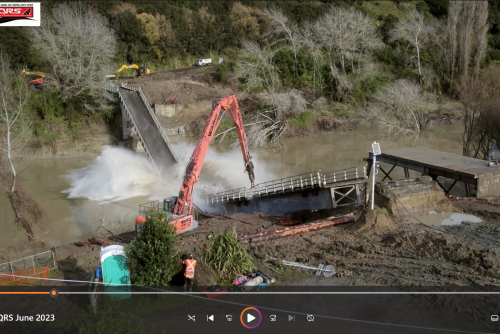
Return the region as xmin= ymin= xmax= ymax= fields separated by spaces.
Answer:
xmin=238 ymin=213 xmax=355 ymax=244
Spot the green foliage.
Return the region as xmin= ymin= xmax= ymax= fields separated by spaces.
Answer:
xmin=380 ymin=207 xmax=390 ymax=216
xmin=66 ymin=299 xmax=150 ymax=334
xmin=25 ymin=90 xmax=64 ymax=120
xmin=0 ymin=28 xmax=40 ymax=68
xmin=290 ymin=111 xmax=315 ymax=129
xmin=215 ymin=63 xmax=229 ymax=84
xmin=325 ymin=108 xmax=351 ymax=119
xmin=42 ymin=132 xmax=58 ymax=144
xmin=214 ymin=118 xmax=233 ymax=137
xmin=202 ymin=231 xmax=254 ymax=282
xmin=358 ymin=1 xmax=409 ymax=20
xmin=351 ymin=74 xmax=392 ymax=102
xmin=126 ymin=211 xmax=179 ymax=286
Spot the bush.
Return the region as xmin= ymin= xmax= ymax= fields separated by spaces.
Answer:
xmin=126 ymin=211 xmax=179 ymax=286
xmin=202 ymin=231 xmax=254 ymax=282
xmin=215 ymin=62 xmax=229 ymax=84
xmin=351 ymin=73 xmax=392 ymax=102
xmin=290 ymin=111 xmax=315 ymax=129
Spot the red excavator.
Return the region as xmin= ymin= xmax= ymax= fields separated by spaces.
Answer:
xmin=21 ymin=69 xmax=58 ymax=89
xmin=135 ymin=94 xmax=255 ymax=235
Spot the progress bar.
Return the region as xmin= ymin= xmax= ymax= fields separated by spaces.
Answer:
xmin=55 ymin=292 xmax=500 ymax=295
xmin=0 ymin=292 xmax=50 ymax=295
xmin=1 ymin=291 xmax=500 ymax=296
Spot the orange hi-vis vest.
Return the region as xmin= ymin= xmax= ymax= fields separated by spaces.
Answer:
xmin=183 ymin=259 xmax=196 ymax=279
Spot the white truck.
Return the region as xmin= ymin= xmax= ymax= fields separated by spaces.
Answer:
xmin=196 ymin=58 xmax=212 ymax=66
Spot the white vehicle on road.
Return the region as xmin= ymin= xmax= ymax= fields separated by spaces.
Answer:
xmin=196 ymin=58 xmax=212 ymax=66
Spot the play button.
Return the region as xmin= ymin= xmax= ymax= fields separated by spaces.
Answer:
xmin=240 ymin=307 xmax=262 ymax=329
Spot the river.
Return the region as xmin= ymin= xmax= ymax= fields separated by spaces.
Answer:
xmin=0 ymin=126 xmax=462 ymax=247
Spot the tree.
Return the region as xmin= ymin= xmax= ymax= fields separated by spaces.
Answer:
xmin=263 ymin=7 xmax=302 ymax=78
xmin=126 ymin=211 xmax=179 ymax=286
xmin=136 ymin=13 xmax=161 ymax=58
xmin=358 ymin=80 xmax=436 ymax=136
xmin=155 ymin=13 xmax=177 ymax=54
xmin=314 ymin=6 xmax=383 ymax=96
xmin=230 ymin=2 xmax=260 ymax=41
xmin=457 ymin=64 xmax=500 ymax=159
xmin=30 ymin=3 xmax=117 ymax=113
xmin=448 ymin=1 xmax=488 ymax=86
xmin=234 ymin=40 xmax=281 ymax=94
xmin=300 ymin=21 xmax=324 ymax=97
xmin=0 ymin=53 xmax=44 ymax=241
xmin=389 ymin=9 xmax=431 ymax=82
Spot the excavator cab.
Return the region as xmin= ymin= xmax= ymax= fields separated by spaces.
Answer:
xmin=163 ymin=197 xmax=178 ymax=213
xmin=137 ymin=67 xmax=150 ymax=76
xmin=135 ymin=197 xmax=195 ymax=236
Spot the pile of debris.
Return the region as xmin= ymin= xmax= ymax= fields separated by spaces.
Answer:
xmin=233 ymin=269 xmax=275 ymax=292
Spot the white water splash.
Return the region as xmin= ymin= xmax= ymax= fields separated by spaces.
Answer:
xmin=62 ymin=146 xmax=171 ymax=202
xmin=63 ymin=143 xmax=280 ymax=204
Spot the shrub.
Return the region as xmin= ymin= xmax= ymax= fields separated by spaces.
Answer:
xmin=202 ymin=231 xmax=254 ymax=282
xmin=351 ymin=73 xmax=392 ymax=102
xmin=290 ymin=111 xmax=315 ymax=129
xmin=215 ymin=62 xmax=229 ymax=84
xmin=126 ymin=211 xmax=179 ymax=286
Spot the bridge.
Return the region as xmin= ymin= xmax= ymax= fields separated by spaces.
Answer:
xmin=107 ymin=83 xmax=179 ymax=172
xmin=366 ymin=147 xmax=500 ymax=198
xmin=202 ymin=166 xmax=368 ymax=216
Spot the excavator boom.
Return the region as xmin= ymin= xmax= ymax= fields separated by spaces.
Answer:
xmin=173 ymin=95 xmax=255 ymax=216
xmin=135 ymin=95 xmax=254 ymax=236
xmin=21 ymin=69 xmax=46 ymax=78
xmin=115 ymin=64 xmax=150 ymax=77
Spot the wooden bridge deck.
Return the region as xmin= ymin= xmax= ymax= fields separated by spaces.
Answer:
xmin=382 ymin=147 xmax=499 ymax=179
xmin=367 ymin=147 xmax=500 ymax=198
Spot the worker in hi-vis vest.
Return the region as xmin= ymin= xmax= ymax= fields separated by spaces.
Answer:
xmin=183 ymin=253 xmax=196 ymax=292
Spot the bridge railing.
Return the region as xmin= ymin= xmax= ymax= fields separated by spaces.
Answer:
xmin=136 ymin=86 xmax=179 ymax=163
xmin=108 ymin=83 xmax=180 ymax=164
xmin=204 ymin=165 xmax=367 ymax=204
xmin=105 ymin=83 xmax=119 ymax=94
xmin=321 ymin=165 xmax=366 ymax=186
xmin=248 ymin=171 xmax=323 ymax=197
xmin=117 ymin=88 xmax=157 ymax=170
xmin=206 ymin=187 xmax=247 ymax=204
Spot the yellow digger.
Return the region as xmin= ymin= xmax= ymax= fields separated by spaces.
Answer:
xmin=21 ymin=69 xmax=58 ymax=89
xmin=115 ymin=64 xmax=150 ymax=78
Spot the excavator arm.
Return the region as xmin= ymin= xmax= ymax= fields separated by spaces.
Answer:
xmin=116 ymin=64 xmax=150 ymax=77
xmin=21 ymin=69 xmax=46 ymax=78
xmin=173 ymin=95 xmax=255 ymax=216
xmin=116 ymin=64 xmax=139 ymax=74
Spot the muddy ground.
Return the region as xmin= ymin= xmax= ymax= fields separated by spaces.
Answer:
xmin=174 ymin=198 xmax=500 ymax=287
xmin=1 ymin=195 xmax=499 ymax=331
xmin=119 ymin=66 xmax=234 ymax=137
xmin=3 ymin=195 xmax=498 ymax=289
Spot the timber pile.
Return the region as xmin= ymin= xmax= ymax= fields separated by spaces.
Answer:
xmin=237 ymin=213 xmax=355 ymax=244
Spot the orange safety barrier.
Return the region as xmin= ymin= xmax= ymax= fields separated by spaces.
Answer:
xmin=0 ymin=264 xmax=50 ymax=286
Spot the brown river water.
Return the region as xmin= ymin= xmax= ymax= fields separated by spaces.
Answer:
xmin=0 ymin=127 xmax=462 ymax=247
